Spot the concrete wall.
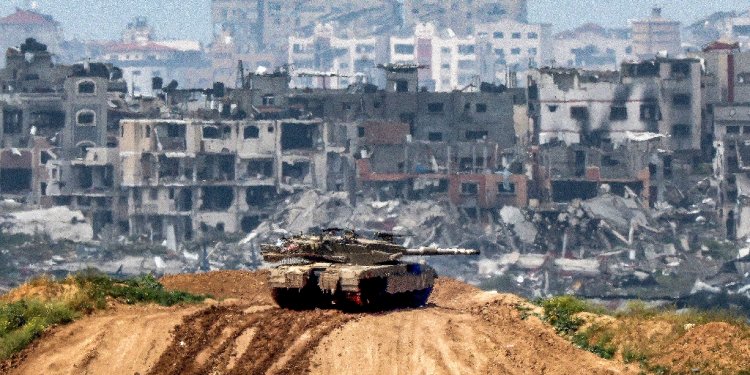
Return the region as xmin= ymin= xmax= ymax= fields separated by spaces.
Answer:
xmin=529 ymin=59 xmax=703 ymax=152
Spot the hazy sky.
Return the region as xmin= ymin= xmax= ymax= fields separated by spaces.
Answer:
xmin=0 ymin=0 xmax=746 ymax=42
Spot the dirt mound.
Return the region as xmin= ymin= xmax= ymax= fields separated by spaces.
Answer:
xmin=160 ymin=270 xmax=272 ymax=304
xmin=0 ymin=271 xmax=645 ymax=374
xmin=428 ymin=277 xmax=482 ymax=307
xmin=3 ymin=304 xmax=201 ymax=375
xmin=0 ymin=279 xmax=80 ymax=303
xmin=650 ymin=322 xmax=750 ymax=374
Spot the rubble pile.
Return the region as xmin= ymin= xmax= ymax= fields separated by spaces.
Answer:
xmin=1 ymin=185 xmax=748 ymax=312
xmin=241 ymin=190 xmax=484 ymax=250
xmin=480 ymin=188 xmax=750 ymax=309
xmin=0 ymin=206 xmax=93 ymax=242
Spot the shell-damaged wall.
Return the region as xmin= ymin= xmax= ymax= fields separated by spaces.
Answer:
xmin=529 ymin=59 xmax=702 ymax=152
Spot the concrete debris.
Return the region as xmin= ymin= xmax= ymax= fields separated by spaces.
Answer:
xmin=739 ymin=248 xmax=750 ymax=259
xmin=45 ymin=255 xmax=185 ymax=276
xmin=477 ymin=258 xmax=502 ymax=276
xmin=1 ymin=207 xmax=93 ymax=242
xmin=554 ymin=258 xmax=600 ymax=276
xmin=580 ymin=194 xmax=649 ymax=233
xmin=244 ymin=190 xmax=468 ymax=254
xmin=494 ymin=252 xmax=547 ymax=270
xmin=0 ymin=199 xmax=22 ymax=209
xmin=500 ymin=206 xmax=537 ymax=244
xmin=691 ymin=280 xmax=721 ymax=295
xmin=500 ymin=206 xmax=525 ymax=225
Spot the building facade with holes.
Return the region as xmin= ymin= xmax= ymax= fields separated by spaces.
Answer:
xmin=528 ymin=58 xmax=703 ymax=154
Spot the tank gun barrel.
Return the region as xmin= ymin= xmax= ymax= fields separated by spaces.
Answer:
xmin=404 ymin=247 xmax=480 ymax=256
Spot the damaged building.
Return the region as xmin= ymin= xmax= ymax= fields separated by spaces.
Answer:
xmin=0 ymin=38 xmax=130 ymax=234
xmin=528 ymin=58 xmax=703 ymax=154
xmin=283 ymin=64 xmax=530 ymax=213
xmin=119 ymin=118 xmax=336 ymax=243
xmin=534 ymin=134 xmax=664 ymax=205
xmin=703 ymin=42 xmax=750 ymax=239
xmin=527 ymin=57 xmax=706 ymax=210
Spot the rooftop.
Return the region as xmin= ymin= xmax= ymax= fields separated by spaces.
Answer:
xmin=703 ymin=40 xmax=741 ymax=52
xmin=0 ymin=9 xmax=58 ymax=26
xmin=104 ymin=42 xmax=177 ymax=54
xmin=554 ymin=23 xmax=630 ymax=40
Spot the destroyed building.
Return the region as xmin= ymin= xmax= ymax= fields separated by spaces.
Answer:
xmin=528 ymin=58 xmax=704 ymax=155
xmin=118 ymin=117 xmax=341 ymax=244
xmin=0 ymin=38 xmax=133 ymax=235
xmin=534 ymin=134 xmax=664 ymax=205
xmin=285 ymin=65 xmax=529 ymax=212
xmin=702 ymin=42 xmax=750 ymax=239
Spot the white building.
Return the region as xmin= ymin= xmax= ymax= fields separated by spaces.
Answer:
xmin=552 ymin=24 xmax=634 ymax=71
xmin=630 ymin=8 xmax=681 ymax=59
xmin=287 ymin=20 xmax=552 ymax=92
xmin=475 ymin=18 xmax=552 ymax=86
xmin=389 ymin=21 xmax=551 ymax=91
xmin=96 ymin=19 xmax=211 ymax=97
xmin=390 ymin=23 xmax=479 ymax=92
xmin=288 ymin=23 xmax=381 ymax=89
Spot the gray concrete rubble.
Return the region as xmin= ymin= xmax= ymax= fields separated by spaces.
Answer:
xmin=1 ymin=182 xmax=749 ymax=314
xmin=241 ymin=189 xmax=470 ymax=254
xmin=500 ymin=206 xmax=538 ymax=244
xmin=0 ymin=206 xmax=92 ymax=242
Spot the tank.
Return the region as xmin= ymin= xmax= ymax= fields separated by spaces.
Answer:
xmin=261 ymin=229 xmax=479 ymax=310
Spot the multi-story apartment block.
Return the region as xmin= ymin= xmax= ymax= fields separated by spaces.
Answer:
xmin=389 ymin=23 xmax=479 ymax=91
xmin=528 ymin=58 xmax=703 ymax=154
xmin=475 ymin=18 xmax=552 ymax=86
xmin=289 ymin=20 xmax=551 ymax=92
xmin=210 ymin=0 xmax=529 ymax=85
xmin=288 ymin=24 xmax=383 ymax=89
xmin=552 ymin=24 xmax=634 ymax=71
xmin=631 ymin=8 xmax=682 ymax=59
xmin=1 ymin=39 xmax=529 ymax=242
xmin=698 ymin=42 xmax=750 ymax=239
xmin=282 ymin=66 xmax=529 ymax=212
xmin=119 ymin=117 xmax=335 ymax=242
xmin=0 ymin=39 xmax=129 ymax=234
xmin=401 ymin=0 xmax=528 ymax=34
xmin=209 ymin=0 xmax=398 ymax=85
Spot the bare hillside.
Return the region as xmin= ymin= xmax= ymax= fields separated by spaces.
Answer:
xmin=0 ymin=271 xmax=643 ymax=374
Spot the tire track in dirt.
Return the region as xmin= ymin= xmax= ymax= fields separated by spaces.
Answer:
xmin=146 ymin=305 xmax=356 ymax=375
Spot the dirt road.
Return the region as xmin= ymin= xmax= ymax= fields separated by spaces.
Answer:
xmin=2 ymin=272 xmax=635 ymax=375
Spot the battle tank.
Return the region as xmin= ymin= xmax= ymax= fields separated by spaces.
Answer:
xmin=261 ymin=229 xmax=479 ymax=310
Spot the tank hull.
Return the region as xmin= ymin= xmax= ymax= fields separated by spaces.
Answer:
xmin=268 ymin=262 xmax=436 ymax=310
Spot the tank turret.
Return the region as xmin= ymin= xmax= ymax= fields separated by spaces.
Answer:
xmin=261 ymin=229 xmax=479 ymax=310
